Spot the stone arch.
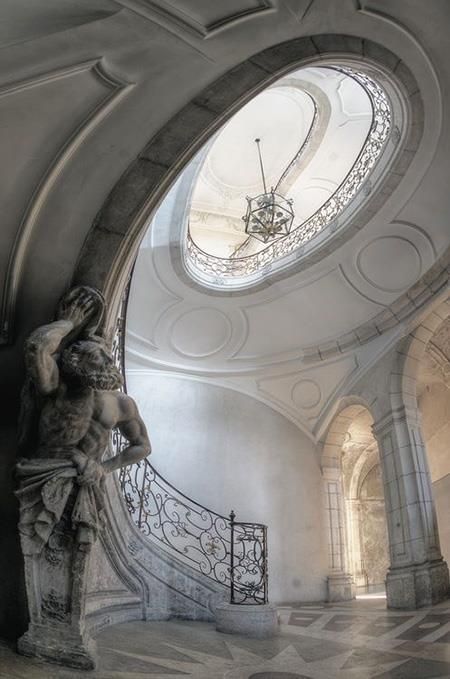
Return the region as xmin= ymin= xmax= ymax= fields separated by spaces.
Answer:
xmin=343 ymin=426 xmax=389 ymax=594
xmin=319 ymin=396 xmax=377 ymax=468
xmin=320 ymin=399 xmax=387 ymax=601
xmin=390 ymin=297 xmax=450 ymax=414
xmin=70 ymin=34 xmax=424 ymax=329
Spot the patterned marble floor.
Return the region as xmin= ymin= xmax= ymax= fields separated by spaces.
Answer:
xmin=3 ymin=598 xmax=450 ymax=678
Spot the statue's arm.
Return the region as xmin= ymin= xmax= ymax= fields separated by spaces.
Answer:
xmin=102 ymin=394 xmax=151 ymax=473
xmin=25 ymin=289 xmax=99 ymax=395
xmin=24 ymin=320 xmax=75 ymax=395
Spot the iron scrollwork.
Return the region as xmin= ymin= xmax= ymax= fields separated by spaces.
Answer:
xmin=185 ymin=67 xmax=392 ymax=285
xmin=111 ymin=283 xmax=269 ymax=604
xmin=230 ymin=511 xmax=268 ymax=605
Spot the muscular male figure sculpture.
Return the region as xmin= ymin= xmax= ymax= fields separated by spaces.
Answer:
xmin=16 ymin=286 xmax=151 ymax=553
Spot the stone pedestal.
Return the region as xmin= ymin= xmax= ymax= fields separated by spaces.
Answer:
xmin=215 ymin=603 xmax=279 ymax=638
xmin=327 ymin=573 xmax=356 ymax=602
xmin=18 ymin=622 xmax=96 ymax=670
xmin=386 ymin=559 xmax=449 ymax=609
xmin=18 ymin=538 xmax=96 ymax=669
xmin=16 ymin=483 xmax=97 ymax=670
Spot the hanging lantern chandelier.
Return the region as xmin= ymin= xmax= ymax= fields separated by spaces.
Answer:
xmin=242 ymin=138 xmax=295 ymax=244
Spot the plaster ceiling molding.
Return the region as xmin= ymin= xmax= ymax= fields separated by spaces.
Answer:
xmin=307 ymin=250 xmax=450 ymax=364
xmin=256 ymin=355 xmax=357 ymax=426
xmin=357 ymin=236 xmax=422 ymax=293
xmin=0 ymin=0 xmax=120 ymax=48
xmin=76 ymin=36 xmax=428 ymax=304
xmin=0 ymin=59 xmax=133 ymax=344
xmin=168 ymin=307 xmax=233 ymax=359
xmin=291 ymin=379 xmax=322 ymax=410
xmin=126 ymin=248 xmax=182 ymax=351
xmin=115 ymin=0 xmax=275 ymax=39
xmin=230 ymin=267 xmax=383 ymax=364
xmin=338 ymin=220 xmax=437 ymax=307
xmin=148 ymin=301 xmax=248 ymax=366
xmin=354 ymin=0 xmax=437 ymax=70
xmin=282 ymin=0 xmax=316 ymax=23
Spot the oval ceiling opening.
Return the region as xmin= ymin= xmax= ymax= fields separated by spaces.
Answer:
xmin=155 ymin=60 xmax=403 ymax=291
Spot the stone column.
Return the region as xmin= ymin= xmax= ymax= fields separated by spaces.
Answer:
xmin=323 ymin=464 xmax=355 ymax=601
xmin=373 ymin=406 xmax=449 ymax=609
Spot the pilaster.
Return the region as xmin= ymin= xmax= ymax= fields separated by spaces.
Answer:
xmin=323 ymin=463 xmax=356 ymax=602
xmin=373 ymin=406 xmax=449 ymax=608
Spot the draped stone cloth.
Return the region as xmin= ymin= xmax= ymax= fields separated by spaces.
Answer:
xmin=15 ymin=458 xmax=105 ymax=555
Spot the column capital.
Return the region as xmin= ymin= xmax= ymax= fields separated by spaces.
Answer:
xmin=372 ymin=404 xmax=421 ymax=438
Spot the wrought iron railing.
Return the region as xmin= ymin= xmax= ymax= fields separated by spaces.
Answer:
xmin=230 ymin=511 xmax=268 ymax=605
xmin=111 ymin=284 xmax=268 ymax=604
xmin=185 ymin=67 xmax=392 ymax=284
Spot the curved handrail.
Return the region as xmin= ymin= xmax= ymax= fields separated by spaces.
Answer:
xmin=111 ymin=284 xmax=268 ymax=604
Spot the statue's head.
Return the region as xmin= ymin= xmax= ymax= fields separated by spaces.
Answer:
xmin=60 ymin=338 xmax=123 ymax=391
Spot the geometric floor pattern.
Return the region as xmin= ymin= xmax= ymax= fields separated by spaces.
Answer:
xmin=3 ymin=597 xmax=450 ymax=678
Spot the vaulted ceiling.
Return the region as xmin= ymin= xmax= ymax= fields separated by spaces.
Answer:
xmin=0 ymin=0 xmax=448 ymax=438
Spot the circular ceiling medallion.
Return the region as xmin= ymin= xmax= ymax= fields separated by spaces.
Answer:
xmin=357 ymin=236 xmax=422 ymax=293
xmin=291 ymin=379 xmax=322 ymax=409
xmin=170 ymin=307 xmax=232 ymax=358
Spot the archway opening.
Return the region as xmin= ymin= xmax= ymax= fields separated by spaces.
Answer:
xmin=341 ymin=408 xmax=389 ymax=595
xmin=324 ymin=404 xmax=390 ymax=598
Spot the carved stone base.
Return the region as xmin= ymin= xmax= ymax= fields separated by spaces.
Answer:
xmin=18 ymin=623 xmax=96 ymax=670
xmin=215 ymin=603 xmax=279 ymax=638
xmin=386 ymin=560 xmax=450 ymax=609
xmin=16 ymin=489 xmax=97 ymax=670
xmin=327 ymin=573 xmax=356 ymax=602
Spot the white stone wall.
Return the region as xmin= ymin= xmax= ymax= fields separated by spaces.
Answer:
xmin=419 ymin=382 xmax=450 ymax=566
xmin=126 ymin=370 xmax=328 ymax=603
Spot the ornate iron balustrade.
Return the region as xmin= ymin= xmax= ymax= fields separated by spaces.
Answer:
xmin=185 ymin=67 xmax=392 ymax=284
xmin=230 ymin=511 xmax=268 ymax=605
xmin=111 ymin=286 xmax=268 ymax=604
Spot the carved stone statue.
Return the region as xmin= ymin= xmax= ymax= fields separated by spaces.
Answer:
xmin=15 ymin=286 xmax=151 ymax=669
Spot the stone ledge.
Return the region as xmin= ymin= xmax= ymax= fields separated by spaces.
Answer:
xmin=215 ymin=603 xmax=279 ymax=638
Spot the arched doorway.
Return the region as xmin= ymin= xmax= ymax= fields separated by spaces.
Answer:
xmin=341 ymin=408 xmax=389 ymax=594
xmin=322 ymin=404 xmax=390 ymax=600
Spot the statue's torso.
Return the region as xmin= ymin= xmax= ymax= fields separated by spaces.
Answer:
xmin=37 ymin=383 xmax=116 ymax=461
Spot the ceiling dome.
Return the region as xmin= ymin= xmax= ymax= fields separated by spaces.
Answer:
xmin=182 ymin=63 xmax=399 ymax=289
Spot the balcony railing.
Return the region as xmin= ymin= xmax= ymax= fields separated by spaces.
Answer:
xmin=185 ymin=67 xmax=392 ymax=286
xmin=111 ymin=285 xmax=268 ymax=604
